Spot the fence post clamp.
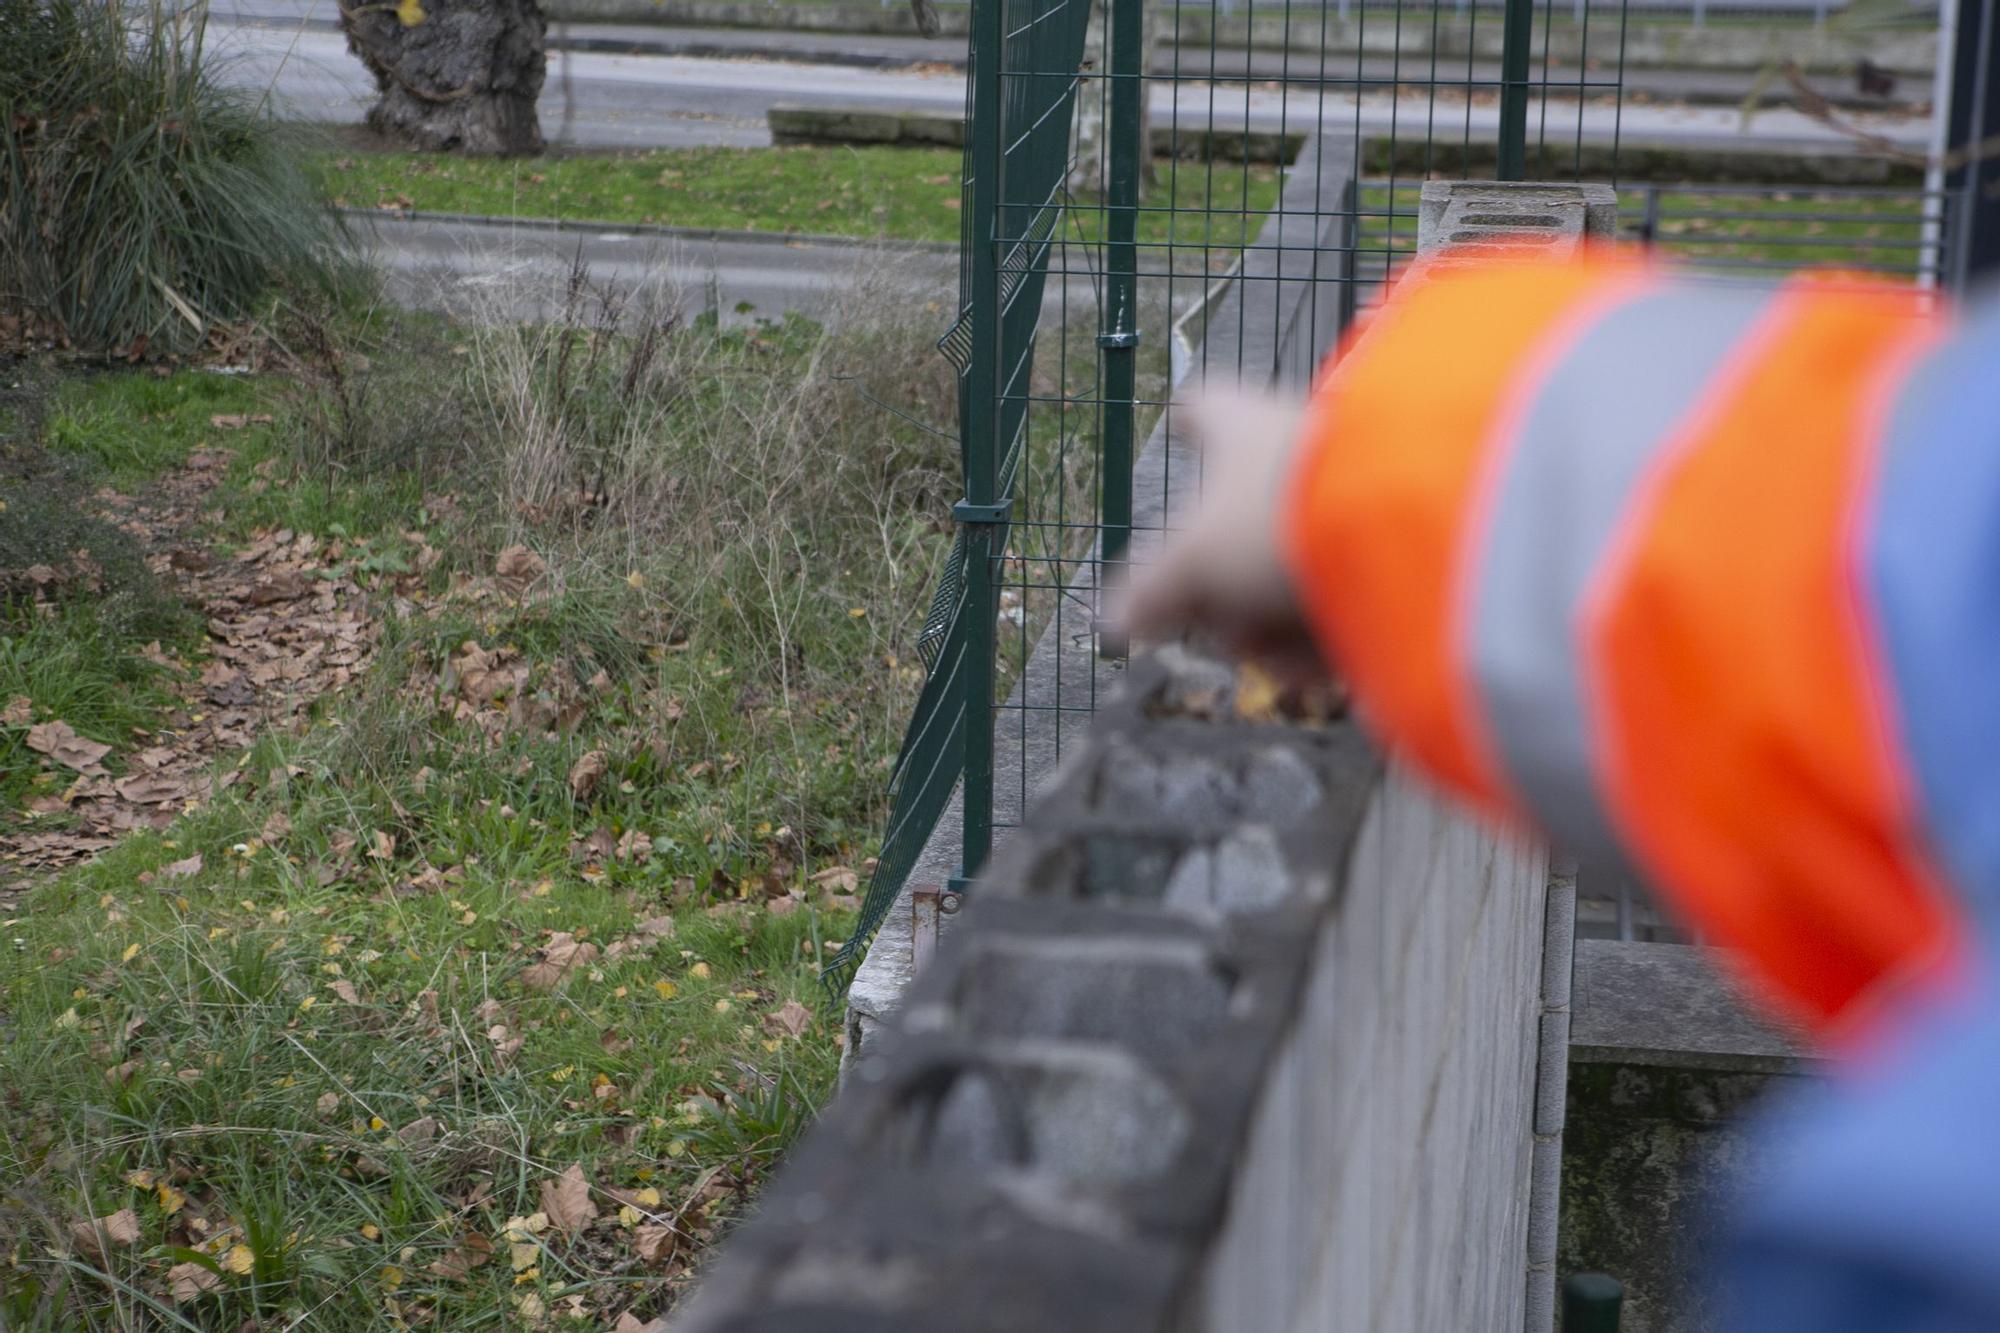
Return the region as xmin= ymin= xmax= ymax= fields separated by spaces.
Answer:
xmin=1096 ymin=330 xmax=1140 ymax=349
xmin=952 ymin=498 xmax=1013 ymax=525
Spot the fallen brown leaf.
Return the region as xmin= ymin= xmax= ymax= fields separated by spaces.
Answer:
xmin=495 ymin=545 xmax=546 ymax=597
xmin=168 ymin=1260 xmax=221 ymax=1303
xmin=114 ymin=773 xmax=188 ymax=805
xmin=540 ymin=1163 xmax=598 ymax=1232
xmin=428 ymin=1230 xmax=493 ymax=1280
xmin=246 ymin=571 xmax=312 ymax=606
xmin=68 ymin=1208 xmax=140 ymax=1258
xmin=809 ymin=865 xmax=859 ymax=894
xmin=520 ymin=933 xmax=600 ymax=992
xmin=632 ymin=1224 xmax=676 ymax=1265
xmin=25 ymin=720 xmax=112 ymax=775
xmin=159 ymin=853 xmax=204 ymax=880
xmin=614 ymin=1312 xmax=670 ymax=1333
xmin=765 ymin=999 xmax=812 ymax=1038
xmin=2 ymin=695 xmax=30 ymax=726
xmin=330 ymin=979 xmax=360 ymax=1005
xmin=568 ymin=750 xmax=608 ymax=801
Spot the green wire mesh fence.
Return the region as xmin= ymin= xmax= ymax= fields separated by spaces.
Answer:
xmin=828 ymin=0 xmax=1949 ymax=985
xmin=823 ymin=0 xmax=1637 ymax=984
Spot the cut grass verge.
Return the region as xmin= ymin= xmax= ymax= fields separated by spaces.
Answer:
xmin=1 ymin=269 xmax=959 ymax=1327
xmin=315 ymin=144 xmax=1285 ymax=247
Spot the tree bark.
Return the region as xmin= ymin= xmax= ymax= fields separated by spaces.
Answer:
xmin=1066 ymin=0 xmax=1158 ymax=201
xmin=341 ymin=0 xmax=547 ymax=156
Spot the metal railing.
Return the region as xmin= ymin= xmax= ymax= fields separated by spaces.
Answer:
xmin=1344 ymin=180 xmax=1951 ymax=284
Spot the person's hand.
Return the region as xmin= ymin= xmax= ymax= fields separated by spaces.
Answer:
xmin=1114 ymin=387 xmax=1328 ymax=681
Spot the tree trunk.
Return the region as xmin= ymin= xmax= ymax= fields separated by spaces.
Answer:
xmin=341 ymin=0 xmax=547 ymax=156
xmin=1066 ymin=0 xmax=1157 ymax=201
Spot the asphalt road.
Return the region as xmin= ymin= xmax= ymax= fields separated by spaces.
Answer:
xmin=357 ymin=213 xmax=1226 ymax=350
xmin=205 ymin=9 xmax=1928 ymax=155
xmin=357 ymin=213 xmax=962 ymax=324
xmin=202 ymin=0 xmax=1921 ymax=107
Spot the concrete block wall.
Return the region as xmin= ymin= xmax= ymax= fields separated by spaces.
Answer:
xmin=673 ymin=648 xmax=1563 ymax=1333
xmin=1201 ymin=770 xmax=1550 ymax=1333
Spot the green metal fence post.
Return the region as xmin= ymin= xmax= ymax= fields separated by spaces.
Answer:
xmin=1097 ymin=0 xmax=1142 ymax=586
xmin=956 ymin=0 xmax=1005 ymax=888
xmin=1563 ymin=1273 xmax=1625 ymax=1332
xmin=1497 ymin=0 xmax=1535 ymax=179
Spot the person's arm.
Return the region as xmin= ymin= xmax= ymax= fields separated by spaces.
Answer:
xmin=1129 ymin=251 xmax=1998 ymax=1046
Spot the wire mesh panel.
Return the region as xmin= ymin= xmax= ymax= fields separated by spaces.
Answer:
xmin=833 ymin=0 xmax=1649 ymax=980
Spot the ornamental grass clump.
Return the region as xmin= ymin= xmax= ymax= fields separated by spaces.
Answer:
xmin=0 ymin=0 xmax=344 ymax=356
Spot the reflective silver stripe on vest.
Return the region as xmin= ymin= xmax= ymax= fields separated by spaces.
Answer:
xmin=1467 ymin=282 xmax=1777 ymax=866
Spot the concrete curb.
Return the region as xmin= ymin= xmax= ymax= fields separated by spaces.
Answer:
xmin=336 ymin=205 xmax=961 ymax=254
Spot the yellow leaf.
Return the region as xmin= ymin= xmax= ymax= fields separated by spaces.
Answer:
xmin=509 ymin=1241 xmax=540 ymax=1272
xmin=121 ymin=943 xmax=141 ymax=963
xmin=125 ymin=1169 xmax=155 ymax=1189
xmin=502 ymin=1212 xmax=549 ymax=1242
xmin=632 ymin=1186 xmax=661 ymax=1207
xmin=380 ymin=1264 xmax=405 ymax=1291
xmin=368 ymin=1116 xmax=386 ymax=1132
xmin=689 ymin=962 xmax=710 ymax=980
xmin=625 ymin=571 xmax=646 ymax=589
xmin=298 ymin=995 xmax=316 ymax=1012
xmin=223 ymin=1244 xmax=255 ymax=1275
xmin=617 ymin=1204 xmax=641 ymax=1228
xmin=53 ymin=1007 xmax=81 ymax=1031
xmin=713 ymin=999 xmax=731 ymax=1013
xmin=157 ymin=1183 xmax=186 ymax=1216
xmin=1233 ymin=661 xmax=1283 ymax=722
xmin=515 ymin=1292 xmax=546 ymax=1320
xmin=652 ymin=979 xmax=677 ymax=999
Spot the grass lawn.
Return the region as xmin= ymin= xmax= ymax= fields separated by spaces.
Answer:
xmin=0 ymin=286 xmax=958 ymax=1328
xmin=315 ymin=144 xmax=1286 ymax=248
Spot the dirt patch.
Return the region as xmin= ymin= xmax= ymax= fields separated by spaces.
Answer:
xmin=1 ymin=448 xmax=381 ymax=889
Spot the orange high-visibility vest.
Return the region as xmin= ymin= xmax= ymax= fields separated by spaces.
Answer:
xmin=1283 ymin=251 xmax=1994 ymax=1044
